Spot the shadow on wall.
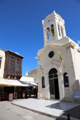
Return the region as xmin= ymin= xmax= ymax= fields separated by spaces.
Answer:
xmin=71 ymin=80 xmax=79 ymax=91
xmin=70 ymin=80 xmax=80 ymax=101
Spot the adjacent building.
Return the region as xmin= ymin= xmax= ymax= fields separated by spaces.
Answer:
xmin=27 ymin=68 xmax=38 ymax=84
xmin=0 ymin=49 xmax=24 ymax=100
xmin=36 ymin=11 xmax=80 ymax=102
xmin=20 ymin=75 xmax=38 ymax=98
xmin=0 ymin=49 xmax=23 ymax=79
xmin=0 ymin=49 xmax=38 ymax=100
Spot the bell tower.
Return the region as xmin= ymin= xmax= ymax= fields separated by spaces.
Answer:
xmin=42 ymin=11 xmax=66 ymax=46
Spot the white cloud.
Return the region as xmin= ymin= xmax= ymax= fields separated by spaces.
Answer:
xmin=15 ymin=52 xmax=24 ymax=57
xmin=77 ymin=40 xmax=80 ymax=46
xmin=15 ymin=52 xmax=19 ymax=55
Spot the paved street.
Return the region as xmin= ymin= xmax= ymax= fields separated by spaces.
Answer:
xmin=0 ymin=101 xmax=63 ymax=120
xmin=12 ymin=98 xmax=79 ymax=120
xmin=0 ymin=99 xmax=80 ymax=120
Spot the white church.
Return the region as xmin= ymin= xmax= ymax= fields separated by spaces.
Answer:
xmin=36 ymin=11 xmax=80 ymax=102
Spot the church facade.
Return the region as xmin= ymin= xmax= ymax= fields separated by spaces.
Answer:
xmin=36 ymin=11 xmax=80 ymax=102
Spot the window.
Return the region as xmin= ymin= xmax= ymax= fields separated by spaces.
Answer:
xmin=47 ymin=27 xmax=50 ymax=40
xmin=10 ymin=57 xmax=14 ymax=70
xmin=42 ymin=76 xmax=45 ymax=88
xmin=63 ymin=73 xmax=69 ymax=87
xmin=0 ymin=57 xmax=2 ymax=68
xmin=51 ymin=24 xmax=54 ymax=37
xmin=48 ymin=51 xmax=54 ymax=58
xmin=16 ymin=59 xmax=20 ymax=72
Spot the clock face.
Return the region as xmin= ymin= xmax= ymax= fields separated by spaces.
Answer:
xmin=48 ymin=51 xmax=54 ymax=58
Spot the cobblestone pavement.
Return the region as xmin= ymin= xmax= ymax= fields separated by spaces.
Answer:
xmin=0 ymin=101 xmax=65 ymax=120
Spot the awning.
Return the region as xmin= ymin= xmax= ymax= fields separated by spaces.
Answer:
xmin=20 ymin=81 xmax=37 ymax=87
xmin=20 ymin=76 xmax=35 ymax=82
xmin=25 ymin=82 xmax=37 ymax=87
xmin=0 ymin=78 xmax=27 ymax=87
xmin=0 ymin=78 xmax=37 ymax=87
xmin=20 ymin=76 xmax=38 ymax=87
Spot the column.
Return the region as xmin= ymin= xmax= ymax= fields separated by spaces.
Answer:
xmin=60 ymin=26 xmax=62 ymax=38
xmin=45 ymin=74 xmax=50 ymax=99
xmin=58 ymin=73 xmax=65 ymax=101
xmin=54 ymin=19 xmax=59 ymax=40
xmin=43 ymin=28 xmax=47 ymax=46
xmin=49 ymin=26 xmax=52 ymax=39
xmin=62 ymin=25 xmax=66 ymax=37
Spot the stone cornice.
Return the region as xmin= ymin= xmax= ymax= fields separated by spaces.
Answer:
xmin=77 ymin=48 xmax=80 ymax=52
xmin=36 ymin=42 xmax=76 ymax=58
xmin=62 ymin=42 xmax=76 ymax=49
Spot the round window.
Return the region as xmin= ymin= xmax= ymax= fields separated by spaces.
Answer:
xmin=48 ymin=51 xmax=54 ymax=58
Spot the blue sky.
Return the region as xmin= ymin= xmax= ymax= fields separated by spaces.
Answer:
xmin=0 ymin=0 xmax=80 ymax=75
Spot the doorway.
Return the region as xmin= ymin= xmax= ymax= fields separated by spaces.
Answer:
xmin=49 ymin=68 xmax=59 ymax=99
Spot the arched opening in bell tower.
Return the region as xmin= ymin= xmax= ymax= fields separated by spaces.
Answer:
xmin=47 ymin=27 xmax=50 ymax=40
xmin=51 ymin=24 xmax=55 ymax=37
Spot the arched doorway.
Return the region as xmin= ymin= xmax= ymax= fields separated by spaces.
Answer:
xmin=49 ymin=68 xmax=59 ymax=99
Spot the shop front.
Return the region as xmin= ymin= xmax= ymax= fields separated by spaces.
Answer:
xmin=0 ymin=78 xmax=38 ymax=101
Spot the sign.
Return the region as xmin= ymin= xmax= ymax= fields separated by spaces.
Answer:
xmin=22 ymin=91 xmax=25 ymax=98
xmin=8 ymin=94 xmax=13 ymax=101
xmin=74 ymin=91 xmax=80 ymax=98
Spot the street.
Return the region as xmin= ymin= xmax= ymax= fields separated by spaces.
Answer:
xmin=0 ymin=101 xmax=59 ymax=120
